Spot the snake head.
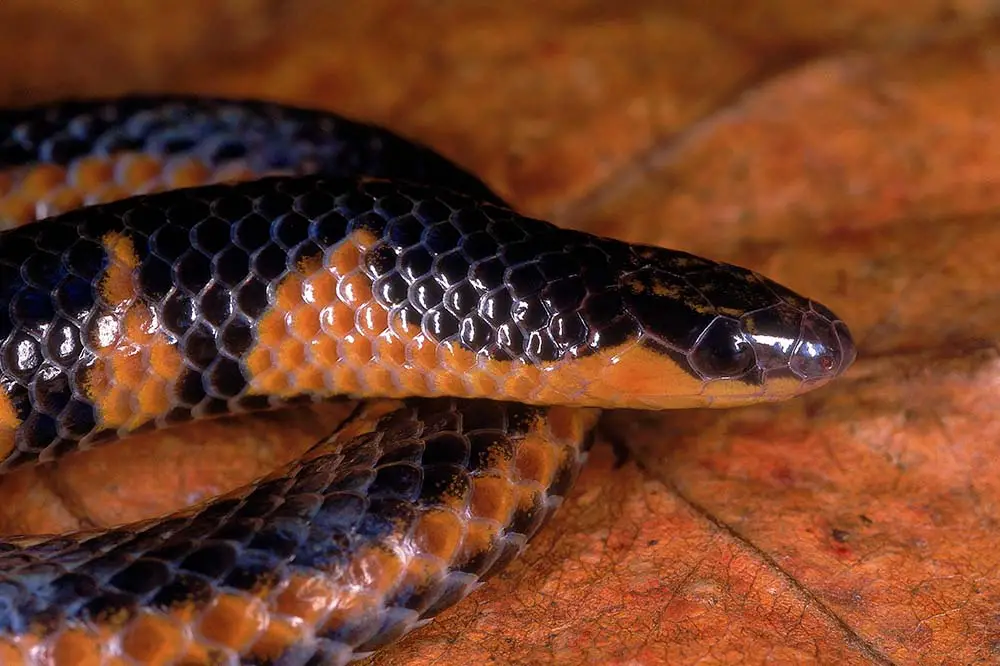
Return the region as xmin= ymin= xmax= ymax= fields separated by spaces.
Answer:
xmin=594 ymin=244 xmax=857 ymax=409
xmin=682 ymin=285 xmax=857 ymax=404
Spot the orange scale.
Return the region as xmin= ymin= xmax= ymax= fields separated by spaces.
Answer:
xmin=197 ymin=593 xmax=268 ymax=652
xmin=178 ymin=643 xmax=214 ymax=665
xmin=248 ymin=616 xmax=305 ymax=662
xmin=514 ymin=435 xmax=561 ymax=487
xmin=346 ymin=545 xmax=405 ymax=595
xmin=276 ymin=338 xmax=307 ymax=370
xmin=546 ymin=406 xmax=599 ymax=442
xmin=465 ymin=368 xmax=499 ymax=395
xmin=515 ymin=485 xmax=543 ymax=517
xmin=318 ymin=593 xmax=380 ymax=639
xmin=274 ymin=574 xmax=342 ymax=625
xmin=135 ymin=379 xmax=171 ymax=421
xmin=91 ymin=184 xmax=130 ymax=205
xmin=149 ymin=342 xmax=183 ymax=381
xmin=337 ymin=272 xmax=374 ymax=307
xmin=503 ymin=371 xmax=542 ymax=402
xmin=165 ymin=158 xmax=212 ymax=189
xmin=43 ymin=188 xmax=85 ymax=217
xmin=373 ymin=334 xmax=407 ymax=366
xmin=124 ymin=305 xmax=158 ymax=338
xmin=47 ymin=628 xmax=104 ymax=666
xmin=469 ymin=476 xmax=517 ymax=523
xmin=459 ymin=521 xmax=501 ymax=565
xmin=357 ymin=302 xmax=389 ymax=337
xmin=429 ymin=370 xmax=466 ymax=396
xmin=294 ymin=366 xmax=327 ymax=392
xmin=255 ymin=311 xmax=288 ymax=349
xmin=303 ymin=269 xmax=338 ymax=302
xmin=399 ymin=556 xmax=447 ymax=598
xmin=330 ymin=365 xmax=363 ymax=394
xmin=20 ymin=164 xmax=68 ymax=198
xmin=314 ymin=335 xmax=345 ymax=365
xmin=289 ymin=305 xmax=322 ymax=341
xmin=99 ymin=386 xmax=136 ymax=427
xmin=411 ymin=509 xmax=464 ymax=561
xmin=0 ymin=639 xmax=26 ymax=666
xmin=274 ymin=278 xmax=307 ymax=311
xmin=120 ymin=612 xmax=188 ymax=665
xmin=114 ymin=154 xmax=165 ymax=189
xmin=67 ymin=155 xmax=116 ymax=190
xmin=253 ymin=368 xmax=291 ymax=394
xmin=404 ymin=333 xmax=438 ymax=369
xmin=359 ymin=365 xmax=403 ymax=395
xmin=246 ymin=348 xmax=273 ymax=379
xmin=213 ymin=162 xmax=258 ymax=182
xmin=323 ymin=302 xmax=358 ymax=338
xmin=0 ymin=197 xmax=36 ymax=228
xmin=393 ymin=367 xmax=430 ymax=395
xmin=436 ymin=341 xmax=477 ymax=374
xmin=338 ymin=333 xmax=372 ymax=365
xmin=346 ymin=229 xmax=378 ymax=253
xmin=110 ymin=349 xmax=148 ymax=389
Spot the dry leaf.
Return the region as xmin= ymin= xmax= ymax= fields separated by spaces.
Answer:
xmin=0 ymin=2 xmax=998 ymax=664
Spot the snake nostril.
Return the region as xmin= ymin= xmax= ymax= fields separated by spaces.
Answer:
xmin=819 ymin=354 xmax=836 ymax=373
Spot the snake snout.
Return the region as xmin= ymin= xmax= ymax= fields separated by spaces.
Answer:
xmin=792 ymin=305 xmax=857 ymax=380
xmin=740 ymin=300 xmax=856 ymax=391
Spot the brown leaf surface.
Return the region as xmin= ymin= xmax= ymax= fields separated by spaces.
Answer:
xmin=0 ymin=3 xmax=998 ymax=664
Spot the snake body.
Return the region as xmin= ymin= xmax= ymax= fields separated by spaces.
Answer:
xmin=0 ymin=98 xmax=856 ymax=665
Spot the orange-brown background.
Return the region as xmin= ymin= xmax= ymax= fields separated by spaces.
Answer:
xmin=1 ymin=2 xmax=999 ymax=664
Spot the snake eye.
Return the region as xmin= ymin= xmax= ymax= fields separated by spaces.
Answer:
xmin=689 ymin=317 xmax=757 ymax=378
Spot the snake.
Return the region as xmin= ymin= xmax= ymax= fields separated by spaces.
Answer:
xmin=0 ymin=97 xmax=856 ymax=665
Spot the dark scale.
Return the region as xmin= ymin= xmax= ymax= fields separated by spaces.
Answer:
xmin=442 ymin=280 xmax=479 ymax=320
xmin=422 ymin=308 xmax=460 ymax=341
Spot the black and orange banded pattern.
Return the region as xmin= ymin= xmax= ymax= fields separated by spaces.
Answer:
xmin=0 ymin=96 xmax=507 ymax=230
xmin=0 ymin=98 xmax=856 ymax=665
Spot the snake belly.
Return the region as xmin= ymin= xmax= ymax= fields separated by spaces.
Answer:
xmin=0 ymin=97 xmax=856 ymax=665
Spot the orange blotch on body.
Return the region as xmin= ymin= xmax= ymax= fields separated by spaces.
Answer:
xmin=84 ymin=232 xmax=185 ymax=431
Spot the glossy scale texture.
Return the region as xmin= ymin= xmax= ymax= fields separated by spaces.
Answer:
xmin=0 ymin=98 xmax=856 ymax=665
